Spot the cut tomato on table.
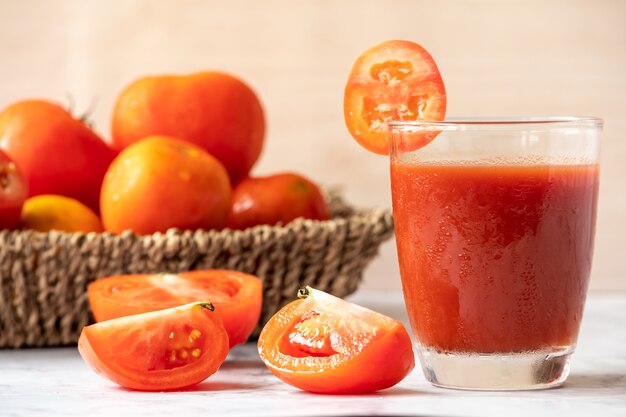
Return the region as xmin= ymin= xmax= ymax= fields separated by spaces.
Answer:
xmin=257 ymin=287 xmax=415 ymax=394
xmin=88 ymin=270 xmax=262 ymax=347
xmin=78 ymin=302 xmax=229 ymax=391
xmin=344 ymin=40 xmax=446 ymax=154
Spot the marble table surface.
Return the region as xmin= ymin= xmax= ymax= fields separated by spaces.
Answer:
xmin=1 ymin=291 xmax=625 ymax=417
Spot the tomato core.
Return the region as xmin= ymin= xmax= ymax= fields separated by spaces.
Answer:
xmin=370 ymin=59 xmax=414 ymax=84
xmin=280 ymin=311 xmax=338 ymax=358
xmin=362 ymin=59 xmax=432 ymax=133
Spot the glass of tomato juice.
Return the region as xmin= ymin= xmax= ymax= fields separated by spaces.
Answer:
xmin=389 ymin=117 xmax=601 ymax=390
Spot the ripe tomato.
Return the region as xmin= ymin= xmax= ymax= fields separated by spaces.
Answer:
xmin=0 ymin=149 xmax=28 ymax=230
xmin=258 ymin=287 xmax=415 ymax=394
xmin=0 ymin=100 xmax=116 ymax=212
xmin=88 ymin=270 xmax=263 ymax=347
xmin=20 ymin=194 xmax=103 ymax=233
xmin=344 ymin=40 xmax=447 ymax=154
xmin=100 ymin=135 xmax=232 ymax=234
xmin=227 ymin=172 xmax=330 ymax=230
xmin=78 ymin=302 xmax=229 ymax=391
xmin=111 ymin=71 xmax=265 ymax=184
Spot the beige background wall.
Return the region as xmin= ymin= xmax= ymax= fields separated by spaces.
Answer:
xmin=1 ymin=0 xmax=624 ymax=291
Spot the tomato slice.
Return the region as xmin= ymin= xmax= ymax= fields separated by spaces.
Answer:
xmin=88 ymin=270 xmax=262 ymax=347
xmin=78 ymin=302 xmax=229 ymax=391
xmin=344 ymin=40 xmax=446 ymax=154
xmin=257 ymin=287 xmax=415 ymax=394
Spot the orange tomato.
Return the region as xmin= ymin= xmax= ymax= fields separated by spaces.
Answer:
xmin=0 ymin=149 xmax=28 ymax=230
xmin=111 ymin=71 xmax=265 ymax=184
xmin=88 ymin=270 xmax=263 ymax=347
xmin=258 ymin=287 xmax=415 ymax=394
xmin=227 ymin=172 xmax=330 ymax=230
xmin=78 ymin=302 xmax=229 ymax=391
xmin=100 ymin=135 xmax=232 ymax=234
xmin=344 ymin=40 xmax=446 ymax=154
xmin=0 ymin=100 xmax=116 ymax=211
xmin=20 ymin=194 xmax=103 ymax=233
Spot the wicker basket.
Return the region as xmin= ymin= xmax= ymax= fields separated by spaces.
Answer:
xmin=0 ymin=189 xmax=393 ymax=348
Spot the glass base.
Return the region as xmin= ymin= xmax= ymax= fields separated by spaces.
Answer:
xmin=418 ymin=346 xmax=573 ymax=390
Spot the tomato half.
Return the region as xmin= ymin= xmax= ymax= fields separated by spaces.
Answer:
xmin=258 ymin=287 xmax=415 ymax=394
xmin=78 ymin=302 xmax=229 ymax=391
xmin=344 ymin=40 xmax=446 ymax=154
xmin=88 ymin=270 xmax=262 ymax=347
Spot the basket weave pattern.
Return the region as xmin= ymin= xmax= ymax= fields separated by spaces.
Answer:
xmin=0 ymin=190 xmax=393 ymax=348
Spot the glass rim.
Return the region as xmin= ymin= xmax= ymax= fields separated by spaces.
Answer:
xmin=388 ymin=116 xmax=603 ymax=129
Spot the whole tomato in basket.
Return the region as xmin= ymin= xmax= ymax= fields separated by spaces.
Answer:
xmin=227 ymin=172 xmax=330 ymax=229
xmin=0 ymin=149 xmax=28 ymax=230
xmin=0 ymin=100 xmax=116 ymax=212
xmin=20 ymin=194 xmax=103 ymax=233
xmin=111 ymin=71 xmax=265 ymax=184
xmin=100 ymin=135 xmax=232 ymax=234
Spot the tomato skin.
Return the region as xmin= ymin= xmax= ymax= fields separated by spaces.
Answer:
xmin=0 ymin=100 xmax=116 ymax=212
xmin=344 ymin=40 xmax=446 ymax=155
xmin=0 ymin=149 xmax=28 ymax=230
xmin=78 ymin=302 xmax=229 ymax=391
xmin=258 ymin=288 xmax=415 ymax=394
xmin=100 ymin=135 xmax=232 ymax=234
xmin=88 ymin=270 xmax=263 ymax=347
xmin=111 ymin=71 xmax=265 ymax=184
xmin=227 ymin=172 xmax=330 ymax=230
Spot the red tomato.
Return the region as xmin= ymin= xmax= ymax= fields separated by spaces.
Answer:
xmin=344 ymin=40 xmax=447 ymax=154
xmin=88 ymin=270 xmax=262 ymax=347
xmin=111 ymin=71 xmax=265 ymax=184
xmin=227 ymin=172 xmax=330 ymax=230
xmin=0 ymin=100 xmax=116 ymax=212
xmin=78 ymin=302 xmax=229 ymax=391
xmin=258 ymin=287 xmax=415 ymax=394
xmin=100 ymin=136 xmax=232 ymax=234
xmin=0 ymin=149 xmax=28 ymax=230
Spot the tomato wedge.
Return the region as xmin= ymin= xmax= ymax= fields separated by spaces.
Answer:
xmin=78 ymin=302 xmax=229 ymax=391
xmin=88 ymin=270 xmax=262 ymax=347
xmin=257 ymin=287 xmax=415 ymax=394
xmin=344 ymin=40 xmax=446 ymax=154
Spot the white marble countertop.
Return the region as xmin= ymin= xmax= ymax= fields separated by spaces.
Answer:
xmin=1 ymin=291 xmax=625 ymax=417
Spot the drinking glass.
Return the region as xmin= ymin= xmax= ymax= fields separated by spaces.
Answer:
xmin=389 ymin=117 xmax=602 ymax=390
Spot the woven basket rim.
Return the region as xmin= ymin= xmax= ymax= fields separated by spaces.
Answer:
xmin=0 ymin=186 xmax=393 ymax=239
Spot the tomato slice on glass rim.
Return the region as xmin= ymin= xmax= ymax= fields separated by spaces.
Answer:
xmin=344 ymin=40 xmax=446 ymax=154
xmin=88 ymin=270 xmax=262 ymax=347
xmin=78 ymin=302 xmax=229 ymax=391
xmin=257 ymin=287 xmax=415 ymax=394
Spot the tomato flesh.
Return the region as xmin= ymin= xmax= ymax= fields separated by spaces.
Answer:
xmin=258 ymin=287 xmax=415 ymax=394
xmin=344 ymin=40 xmax=446 ymax=154
xmin=88 ymin=270 xmax=263 ymax=347
xmin=78 ymin=302 xmax=229 ymax=391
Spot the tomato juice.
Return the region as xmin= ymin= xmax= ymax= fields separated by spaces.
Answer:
xmin=391 ymin=161 xmax=599 ymax=354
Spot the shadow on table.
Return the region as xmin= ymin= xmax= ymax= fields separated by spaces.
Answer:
xmin=563 ymin=373 xmax=626 ymax=393
xmin=219 ymin=359 xmax=265 ymax=371
xmin=289 ymin=386 xmax=432 ymax=398
xmin=185 ymin=380 xmax=265 ymax=392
